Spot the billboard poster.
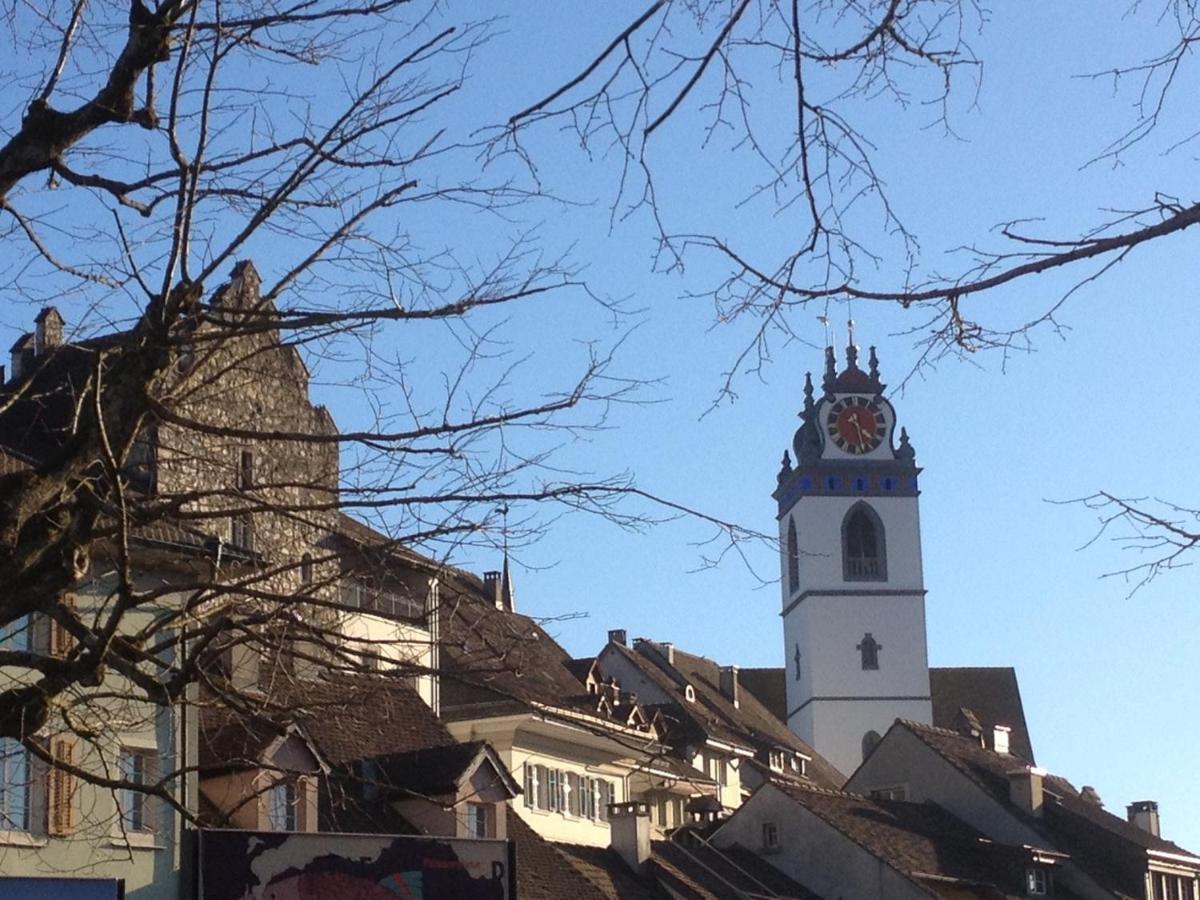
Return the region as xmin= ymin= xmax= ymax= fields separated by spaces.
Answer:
xmin=198 ymin=829 xmax=515 ymax=900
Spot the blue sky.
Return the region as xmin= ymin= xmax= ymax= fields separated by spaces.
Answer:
xmin=3 ymin=1 xmax=1198 ymax=852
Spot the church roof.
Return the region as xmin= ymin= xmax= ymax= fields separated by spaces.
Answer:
xmin=737 ymin=665 xmax=1036 ymax=766
xmin=929 ymin=667 xmax=1035 ymax=763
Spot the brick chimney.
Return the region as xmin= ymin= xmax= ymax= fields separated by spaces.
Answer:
xmin=1007 ymin=767 xmax=1046 ymax=818
xmin=608 ymin=628 xmax=627 ymax=647
xmin=34 ymin=307 xmax=64 ymax=355
xmin=1127 ymin=801 xmax=1160 ymax=837
xmin=719 ymin=665 xmax=740 ymax=708
xmin=609 ymin=801 xmax=652 ymax=873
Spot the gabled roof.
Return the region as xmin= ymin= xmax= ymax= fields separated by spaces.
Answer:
xmin=768 ymin=781 xmax=1049 ymax=899
xmin=654 ymin=837 xmax=821 ymax=899
xmin=896 ymin=719 xmax=1200 ymax=898
xmin=929 ymin=668 xmax=1035 ymax=763
xmin=506 ymin=808 xmax=669 ymax=900
xmin=200 ymin=673 xmax=455 ymax=775
xmin=373 ymin=740 xmax=520 ymax=799
xmin=605 ymin=639 xmax=843 ymax=789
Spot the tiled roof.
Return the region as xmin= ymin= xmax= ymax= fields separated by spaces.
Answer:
xmin=929 ymin=667 xmax=1035 ymax=763
xmin=439 ymin=591 xmax=599 ymax=713
xmin=374 ymin=740 xmax=516 ymax=798
xmin=898 ymin=720 xmax=1200 ymax=897
xmin=506 ymin=808 xmax=653 ymax=900
xmin=772 ymin=781 xmax=1034 ymax=897
xmin=737 ymin=667 xmax=787 ymax=721
xmin=736 ymin=665 xmax=1037 ymax=766
xmin=199 ymin=674 xmax=455 ymax=773
xmin=654 ymin=838 xmax=820 ymax=899
xmin=613 ymin=641 xmax=844 ymax=789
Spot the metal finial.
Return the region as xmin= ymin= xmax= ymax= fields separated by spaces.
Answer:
xmin=823 ymin=346 xmax=836 ymax=392
xmin=803 ymin=372 xmax=815 ymax=415
xmin=847 ymin=318 xmax=856 ymax=349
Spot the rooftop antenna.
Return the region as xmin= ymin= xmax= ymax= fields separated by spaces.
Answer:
xmin=817 ymin=314 xmax=831 ymax=348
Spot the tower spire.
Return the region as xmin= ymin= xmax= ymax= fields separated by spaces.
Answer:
xmin=499 ymin=505 xmax=514 ymax=612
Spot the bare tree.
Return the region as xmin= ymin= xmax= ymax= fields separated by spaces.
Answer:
xmin=498 ymin=1 xmax=1200 ymax=382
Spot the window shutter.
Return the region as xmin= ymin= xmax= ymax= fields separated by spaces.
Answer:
xmin=49 ymin=596 xmax=76 ymax=659
xmin=47 ymin=737 xmax=76 ymax=835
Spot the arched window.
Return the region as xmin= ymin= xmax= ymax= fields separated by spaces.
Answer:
xmin=786 ymin=519 xmax=800 ymax=594
xmin=842 ymin=502 xmax=886 ymax=581
xmin=861 ymin=730 xmax=882 ymax=762
xmin=300 ymin=553 xmax=313 ymax=586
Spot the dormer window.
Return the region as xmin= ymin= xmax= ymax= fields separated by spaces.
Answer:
xmin=268 ymin=780 xmax=299 ymax=831
xmin=769 ymin=749 xmax=785 ymax=772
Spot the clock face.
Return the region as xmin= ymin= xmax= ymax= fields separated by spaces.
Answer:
xmin=827 ymin=396 xmax=886 ymax=454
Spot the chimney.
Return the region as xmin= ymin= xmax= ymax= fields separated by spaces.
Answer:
xmin=661 ymin=642 xmax=675 ymax=665
xmin=719 ymin=665 xmax=740 ymax=708
xmin=1127 ymin=801 xmax=1161 ymax=837
xmin=9 ymin=333 xmax=33 ymax=380
xmin=1007 ymin=767 xmax=1046 ymax=818
xmin=609 ymin=801 xmax=652 ymax=873
xmin=608 ymin=628 xmax=627 ymax=647
xmin=483 ymin=571 xmax=503 ymax=610
xmin=34 ymin=307 xmax=64 ymax=355
xmin=992 ymin=725 xmax=1011 ymax=755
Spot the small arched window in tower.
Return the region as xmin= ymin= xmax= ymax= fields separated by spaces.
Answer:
xmin=857 ymin=633 xmax=881 ymax=670
xmin=300 ymin=553 xmax=313 ymax=586
xmin=793 ymin=644 xmax=802 ymax=682
xmin=861 ymin=730 xmax=882 ymax=762
xmin=843 ymin=502 xmax=886 ymax=581
xmin=786 ymin=519 xmax=800 ymax=595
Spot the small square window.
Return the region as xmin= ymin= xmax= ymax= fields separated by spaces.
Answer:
xmin=1026 ymin=867 xmax=1048 ymax=896
xmin=854 ymin=477 xmax=867 ymax=491
xmin=466 ymin=802 xmax=490 ymax=838
xmin=825 ymin=476 xmax=841 ymax=491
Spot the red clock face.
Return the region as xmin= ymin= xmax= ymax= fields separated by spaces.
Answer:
xmin=827 ymin=396 xmax=886 ymax=453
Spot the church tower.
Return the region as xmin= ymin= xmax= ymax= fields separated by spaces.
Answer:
xmin=774 ymin=342 xmax=932 ymax=776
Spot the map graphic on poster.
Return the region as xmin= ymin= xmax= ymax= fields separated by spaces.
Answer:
xmin=198 ymin=830 xmax=514 ymax=900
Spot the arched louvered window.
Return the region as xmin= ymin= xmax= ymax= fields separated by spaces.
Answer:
xmin=787 ymin=518 xmax=800 ymax=594
xmin=843 ymin=502 xmax=886 ymax=581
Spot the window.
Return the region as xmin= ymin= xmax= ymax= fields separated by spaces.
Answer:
xmin=769 ymin=749 xmax=785 ymax=773
xmin=230 ymin=512 xmax=253 ymax=551
xmin=466 ymin=802 xmax=490 ymax=839
xmin=300 ymin=554 xmax=313 ymax=586
xmin=0 ymin=738 xmax=30 ymax=831
xmin=268 ymin=781 xmax=299 ymax=831
xmin=793 ymin=644 xmax=802 ymax=682
xmin=125 ymin=426 xmax=157 ymax=494
xmin=858 ymin=633 xmax=881 ymax=670
xmin=861 ymin=730 xmax=882 ymax=762
xmin=118 ymin=749 xmax=154 ymax=832
xmin=0 ymin=615 xmax=31 ymax=652
xmin=762 ymin=822 xmax=780 ymax=851
xmin=1026 ymin=867 xmax=1048 ymax=896
xmin=843 ymin=502 xmax=886 ymax=581
xmin=524 ymin=763 xmax=613 ymax=821
xmin=238 ymin=449 xmax=254 ymax=489
xmin=786 ymin=519 xmax=800 ymax=594
xmin=870 ymin=785 xmax=907 ymax=801
xmin=1152 ymin=874 xmax=1197 ymax=900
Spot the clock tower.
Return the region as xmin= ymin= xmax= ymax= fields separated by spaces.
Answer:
xmin=774 ymin=342 xmax=932 ymax=776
